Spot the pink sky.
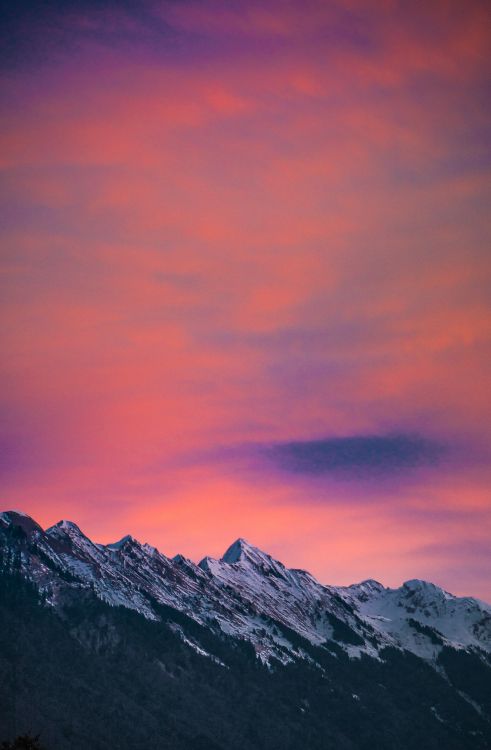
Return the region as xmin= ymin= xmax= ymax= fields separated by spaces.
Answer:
xmin=1 ymin=0 xmax=490 ymax=598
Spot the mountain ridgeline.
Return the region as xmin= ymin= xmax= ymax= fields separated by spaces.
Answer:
xmin=1 ymin=510 xmax=490 ymax=749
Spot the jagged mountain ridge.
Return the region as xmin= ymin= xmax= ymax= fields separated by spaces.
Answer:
xmin=1 ymin=509 xmax=489 ymax=668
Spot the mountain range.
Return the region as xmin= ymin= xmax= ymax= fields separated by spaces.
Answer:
xmin=1 ymin=509 xmax=490 ymax=749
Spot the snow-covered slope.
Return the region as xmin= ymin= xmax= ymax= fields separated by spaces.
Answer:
xmin=344 ymin=577 xmax=491 ymax=658
xmin=199 ymin=538 xmax=384 ymax=660
xmin=1 ymin=510 xmax=490 ymax=667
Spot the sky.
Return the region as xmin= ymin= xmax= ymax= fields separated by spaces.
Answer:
xmin=1 ymin=0 xmax=491 ymax=599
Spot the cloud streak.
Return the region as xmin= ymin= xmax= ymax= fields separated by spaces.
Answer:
xmin=265 ymin=434 xmax=444 ymax=477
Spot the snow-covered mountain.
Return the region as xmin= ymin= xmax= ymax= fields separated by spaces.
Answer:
xmin=1 ymin=509 xmax=489 ymax=668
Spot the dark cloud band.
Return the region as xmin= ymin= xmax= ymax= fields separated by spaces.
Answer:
xmin=266 ymin=434 xmax=443 ymax=477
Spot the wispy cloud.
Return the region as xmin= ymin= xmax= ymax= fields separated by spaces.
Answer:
xmin=265 ymin=434 xmax=444 ymax=478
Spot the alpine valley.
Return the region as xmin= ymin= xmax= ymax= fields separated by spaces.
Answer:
xmin=1 ymin=509 xmax=490 ymax=750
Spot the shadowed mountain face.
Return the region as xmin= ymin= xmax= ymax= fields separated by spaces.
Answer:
xmin=1 ymin=510 xmax=491 ymax=750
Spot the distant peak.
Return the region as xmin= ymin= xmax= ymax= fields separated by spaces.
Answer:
xmin=0 ymin=510 xmax=43 ymax=535
xmin=402 ymin=579 xmax=448 ymax=595
xmin=46 ymin=519 xmax=92 ymax=542
xmin=358 ymin=579 xmax=385 ymax=590
xmin=48 ymin=519 xmax=83 ymax=534
xmin=403 ymin=579 xmax=438 ymax=590
xmin=346 ymin=578 xmax=385 ymax=602
xmin=1 ymin=509 xmax=31 ymax=520
xmin=106 ymin=534 xmax=135 ymax=551
xmin=59 ymin=519 xmax=79 ymax=529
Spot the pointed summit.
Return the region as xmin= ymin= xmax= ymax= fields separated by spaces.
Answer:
xmin=222 ymin=537 xmax=255 ymax=564
xmin=221 ymin=537 xmax=279 ymax=567
xmin=221 ymin=537 xmax=288 ymax=579
xmin=199 ymin=538 xmax=280 ymax=575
